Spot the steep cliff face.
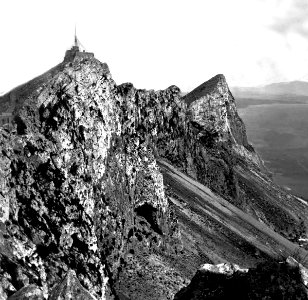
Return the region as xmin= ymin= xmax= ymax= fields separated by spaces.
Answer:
xmin=1 ymin=53 xmax=308 ymax=300
xmin=0 ymin=56 xmax=181 ymax=300
xmin=184 ymin=74 xmax=250 ymax=147
xmin=152 ymin=74 xmax=308 ymax=244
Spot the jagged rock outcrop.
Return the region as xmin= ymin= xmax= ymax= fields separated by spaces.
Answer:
xmin=7 ymin=284 xmax=43 ymax=300
xmin=0 ymin=52 xmax=308 ymax=300
xmin=184 ymin=74 xmax=250 ymax=146
xmin=0 ymin=56 xmax=181 ymax=299
xmin=154 ymin=74 xmax=308 ymax=243
xmin=48 ymin=270 xmax=97 ymax=300
xmin=174 ymin=261 xmax=308 ymax=299
xmin=6 ymin=270 xmax=98 ymax=300
xmin=0 ymin=61 xmax=109 ymax=114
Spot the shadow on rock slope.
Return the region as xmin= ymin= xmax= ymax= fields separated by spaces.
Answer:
xmin=0 ymin=50 xmax=307 ymax=299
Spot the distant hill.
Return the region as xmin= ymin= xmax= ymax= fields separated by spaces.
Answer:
xmin=231 ymin=80 xmax=308 ymax=99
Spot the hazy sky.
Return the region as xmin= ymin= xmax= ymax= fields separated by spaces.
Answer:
xmin=1 ymin=0 xmax=308 ymax=93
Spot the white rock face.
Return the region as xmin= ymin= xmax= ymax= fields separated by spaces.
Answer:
xmin=187 ymin=75 xmax=230 ymax=138
xmin=0 ymin=130 xmax=11 ymax=223
xmin=183 ymin=73 xmax=265 ymax=171
xmin=301 ymin=265 xmax=308 ymax=287
xmin=199 ymin=263 xmax=248 ymax=275
xmin=287 ymin=256 xmax=308 ymax=289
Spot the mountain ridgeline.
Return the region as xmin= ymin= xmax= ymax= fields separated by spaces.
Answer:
xmin=0 ymin=51 xmax=307 ymax=299
xmin=232 ymin=80 xmax=308 ymax=99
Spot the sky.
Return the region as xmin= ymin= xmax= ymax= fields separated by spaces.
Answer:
xmin=1 ymin=0 xmax=308 ymax=93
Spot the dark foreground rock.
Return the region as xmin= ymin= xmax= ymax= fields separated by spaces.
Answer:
xmin=174 ymin=261 xmax=308 ymax=300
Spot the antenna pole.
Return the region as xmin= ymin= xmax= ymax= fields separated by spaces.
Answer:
xmin=74 ymin=25 xmax=78 ymax=47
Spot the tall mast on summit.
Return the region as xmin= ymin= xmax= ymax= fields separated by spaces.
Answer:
xmin=74 ymin=25 xmax=78 ymax=48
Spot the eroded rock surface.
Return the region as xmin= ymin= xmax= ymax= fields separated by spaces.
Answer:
xmin=0 ymin=53 xmax=307 ymax=300
xmin=48 ymin=270 xmax=97 ymax=300
xmin=0 ymin=56 xmax=181 ymax=299
xmin=158 ymin=74 xmax=308 ymax=243
xmin=8 ymin=284 xmax=43 ymax=300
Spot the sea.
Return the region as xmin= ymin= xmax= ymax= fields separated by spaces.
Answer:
xmin=237 ymin=100 xmax=308 ymax=200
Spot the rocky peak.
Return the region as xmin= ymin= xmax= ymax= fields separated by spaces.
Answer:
xmin=183 ymin=74 xmax=251 ymax=151
xmin=1 ymin=50 xmax=308 ymax=300
xmin=0 ymin=55 xmax=110 ymax=115
xmin=183 ymin=74 xmax=228 ymax=106
xmin=0 ymin=55 xmax=181 ymax=299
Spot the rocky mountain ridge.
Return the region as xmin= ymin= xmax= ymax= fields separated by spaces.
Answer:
xmin=0 ymin=53 xmax=307 ymax=299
